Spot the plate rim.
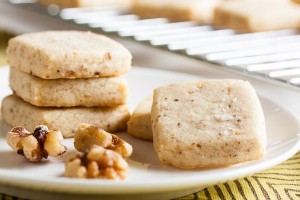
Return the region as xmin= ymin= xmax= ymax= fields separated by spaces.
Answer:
xmin=0 ymin=66 xmax=300 ymax=195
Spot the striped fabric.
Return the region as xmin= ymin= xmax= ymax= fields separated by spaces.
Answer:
xmin=0 ymin=31 xmax=299 ymax=200
xmin=185 ymin=152 xmax=300 ymax=200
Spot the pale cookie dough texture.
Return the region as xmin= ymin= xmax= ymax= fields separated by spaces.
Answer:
xmin=214 ymin=0 xmax=300 ymax=32
xmin=1 ymin=95 xmax=130 ymax=138
xmin=6 ymin=31 xmax=132 ymax=79
xmin=152 ymin=80 xmax=266 ymax=169
xmin=127 ymin=95 xmax=153 ymax=141
xmin=131 ymin=0 xmax=221 ymax=24
xmin=293 ymin=0 xmax=300 ymax=4
xmin=10 ymin=67 xmax=128 ymax=107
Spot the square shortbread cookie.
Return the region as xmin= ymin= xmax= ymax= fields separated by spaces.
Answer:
xmin=1 ymin=95 xmax=130 ymax=138
xmin=214 ymin=0 xmax=300 ymax=32
xmin=131 ymin=0 xmax=221 ymax=24
xmin=152 ymin=80 xmax=266 ymax=169
xmin=10 ymin=67 xmax=128 ymax=107
xmin=293 ymin=0 xmax=300 ymax=4
xmin=127 ymin=95 xmax=153 ymax=141
xmin=6 ymin=31 xmax=132 ymax=79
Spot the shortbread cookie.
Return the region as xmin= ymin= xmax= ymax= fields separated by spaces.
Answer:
xmin=38 ymin=0 xmax=132 ymax=8
xmin=10 ymin=67 xmax=128 ymax=107
xmin=214 ymin=0 xmax=300 ymax=32
xmin=293 ymin=0 xmax=300 ymax=4
xmin=127 ymin=96 xmax=153 ymax=141
xmin=1 ymin=95 xmax=130 ymax=138
xmin=152 ymin=80 xmax=266 ymax=169
xmin=6 ymin=31 xmax=132 ymax=79
xmin=131 ymin=0 xmax=221 ymax=24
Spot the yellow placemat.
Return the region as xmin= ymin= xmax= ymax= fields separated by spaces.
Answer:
xmin=184 ymin=152 xmax=300 ymax=200
xmin=0 ymin=31 xmax=299 ymax=200
xmin=0 ymin=31 xmax=14 ymax=66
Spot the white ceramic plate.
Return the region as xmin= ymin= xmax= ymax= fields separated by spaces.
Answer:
xmin=0 ymin=67 xmax=300 ymax=200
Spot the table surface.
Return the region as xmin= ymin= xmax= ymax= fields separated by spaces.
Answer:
xmin=0 ymin=6 xmax=300 ymax=198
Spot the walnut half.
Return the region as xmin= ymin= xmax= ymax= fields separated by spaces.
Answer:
xmin=6 ymin=125 xmax=67 ymax=162
xmin=65 ymin=146 xmax=128 ymax=180
xmin=74 ymin=123 xmax=132 ymax=157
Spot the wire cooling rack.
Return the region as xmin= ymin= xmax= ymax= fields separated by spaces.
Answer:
xmin=8 ymin=0 xmax=300 ymax=91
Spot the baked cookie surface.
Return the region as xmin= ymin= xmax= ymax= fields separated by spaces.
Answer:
xmin=152 ymin=80 xmax=266 ymax=169
xmin=6 ymin=31 xmax=132 ymax=79
xmin=127 ymin=95 xmax=153 ymax=141
xmin=131 ymin=0 xmax=221 ymax=23
xmin=214 ymin=0 xmax=300 ymax=32
xmin=10 ymin=67 xmax=128 ymax=107
xmin=1 ymin=95 xmax=130 ymax=138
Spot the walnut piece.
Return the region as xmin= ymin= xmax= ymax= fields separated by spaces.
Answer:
xmin=74 ymin=123 xmax=132 ymax=157
xmin=65 ymin=146 xmax=128 ymax=180
xmin=6 ymin=125 xmax=67 ymax=162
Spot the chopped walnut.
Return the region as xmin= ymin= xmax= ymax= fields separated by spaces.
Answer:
xmin=6 ymin=125 xmax=67 ymax=162
xmin=65 ymin=146 xmax=128 ymax=180
xmin=74 ymin=123 xmax=132 ymax=157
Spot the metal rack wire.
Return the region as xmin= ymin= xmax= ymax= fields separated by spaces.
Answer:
xmin=8 ymin=0 xmax=300 ymax=90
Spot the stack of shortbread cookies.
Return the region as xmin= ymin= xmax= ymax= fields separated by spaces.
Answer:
xmin=2 ymin=31 xmax=132 ymax=138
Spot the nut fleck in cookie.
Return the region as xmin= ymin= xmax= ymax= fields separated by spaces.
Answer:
xmin=127 ymin=95 xmax=153 ymax=141
xmin=6 ymin=31 xmax=132 ymax=79
xmin=152 ymin=80 xmax=266 ymax=169
xmin=1 ymin=95 xmax=130 ymax=138
xmin=10 ymin=67 xmax=128 ymax=107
